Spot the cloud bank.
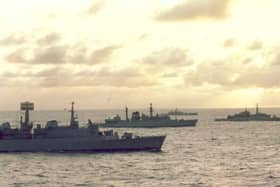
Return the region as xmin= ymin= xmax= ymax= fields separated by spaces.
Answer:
xmin=156 ymin=0 xmax=231 ymax=21
xmin=185 ymin=52 xmax=280 ymax=89
xmin=87 ymin=1 xmax=106 ymax=15
xmin=0 ymin=33 xmax=26 ymax=46
xmin=5 ymin=44 xmax=120 ymax=65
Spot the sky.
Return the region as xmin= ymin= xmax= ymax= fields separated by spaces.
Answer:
xmin=0 ymin=0 xmax=280 ymax=110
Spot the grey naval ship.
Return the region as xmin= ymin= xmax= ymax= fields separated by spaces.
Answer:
xmin=167 ymin=108 xmax=198 ymax=116
xmin=101 ymin=103 xmax=198 ymax=128
xmin=0 ymin=102 xmax=165 ymax=152
xmin=215 ymin=104 xmax=280 ymax=121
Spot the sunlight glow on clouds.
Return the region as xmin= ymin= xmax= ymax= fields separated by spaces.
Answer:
xmin=0 ymin=0 xmax=280 ymax=109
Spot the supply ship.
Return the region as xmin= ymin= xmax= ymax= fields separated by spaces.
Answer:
xmin=0 ymin=102 xmax=165 ymax=152
xmin=215 ymin=104 xmax=280 ymax=121
xmin=102 ymin=103 xmax=198 ymax=128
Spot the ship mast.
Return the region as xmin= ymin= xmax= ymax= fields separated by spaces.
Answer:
xmin=149 ymin=103 xmax=153 ymax=118
xmin=70 ymin=101 xmax=78 ymax=128
xmin=256 ymin=103 xmax=259 ymax=114
xmin=125 ymin=105 xmax=129 ymax=121
xmin=20 ymin=101 xmax=34 ymax=131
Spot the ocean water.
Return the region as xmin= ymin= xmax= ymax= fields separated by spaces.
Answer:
xmin=0 ymin=108 xmax=280 ymax=187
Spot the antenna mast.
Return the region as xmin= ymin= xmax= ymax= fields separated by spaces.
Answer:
xmin=149 ymin=103 xmax=153 ymax=118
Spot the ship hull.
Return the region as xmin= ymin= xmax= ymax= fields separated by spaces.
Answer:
xmin=102 ymin=119 xmax=197 ymax=128
xmin=0 ymin=136 xmax=165 ymax=153
xmin=215 ymin=118 xmax=280 ymax=122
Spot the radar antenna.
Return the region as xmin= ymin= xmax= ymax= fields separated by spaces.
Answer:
xmin=20 ymin=101 xmax=34 ymax=131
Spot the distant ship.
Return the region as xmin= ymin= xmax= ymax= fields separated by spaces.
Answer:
xmin=215 ymin=104 xmax=280 ymax=121
xmin=167 ymin=108 xmax=198 ymax=116
xmin=101 ymin=103 xmax=198 ymax=128
xmin=0 ymin=102 xmax=165 ymax=152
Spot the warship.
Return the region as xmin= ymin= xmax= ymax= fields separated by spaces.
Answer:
xmin=167 ymin=108 xmax=198 ymax=116
xmin=215 ymin=104 xmax=280 ymax=121
xmin=101 ymin=103 xmax=198 ymax=128
xmin=0 ymin=102 xmax=165 ymax=152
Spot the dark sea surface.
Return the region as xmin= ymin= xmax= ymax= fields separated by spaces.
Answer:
xmin=1 ymin=108 xmax=280 ymax=187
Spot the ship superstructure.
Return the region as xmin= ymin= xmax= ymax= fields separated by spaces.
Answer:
xmin=215 ymin=104 xmax=280 ymax=121
xmin=0 ymin=102 xmax=165 ymax=152
xmin=102 ymin=103 xmax=198 ymax=128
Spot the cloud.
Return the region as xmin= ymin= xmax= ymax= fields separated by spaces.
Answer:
xmin=271 ymin=52 xmax=280 ymax=65
xmin=2 ymin=31 xmax=120 ymax=65
xmin=0 ymin=33 xmax=26 ymax=46
xmin=5 ymin=40 xmax=68 ymax=64
xmin=67 ymin=45 xmax=88 ymax=63
xmin=86 ymin=68 xmax=157 ymax=88
xmin=184 ymin=54 xmax=280 ymax=89
xmin=248 ymin=40 xmax=263 ymax=50
xmin=142 ymin=48 xmax=192 ymax=66
xmin=6 ymin=48 xmax=28 ymax=63
xmin=34 ymin=67 xmax=65 ymax=77
xmin=87 ymin=45 xmax=120 ymax=64
xmin=156 ymin=0 xmax=231 ymax=21
xmin=140 ymin=48 xmax=193 ymax=74
xmin=40 ymin=68 xmax=157 ymax=88
xmin=242 ymin=58 xmax=252 ymax=64
xmin=185 ymin=60 xmax=238 ymax=87
xmin=5 ymin=43 xmax=120 ymax=65
xmin=37 ymin=68 xmax=73 ymax=87
xmin=0 ymin=65 xmax=157 ymax=88
xmin=138 ymin=33 xmax=149 ymax=41
xmin=31 ymin=45 xmax=67 ymax=64
xmin=223 ymin=38 xmax=237 ymax=48
xmin=161 ymin=72 xmax=178 ymax=78
xmin=37 ymin=33 xmax=61 ymax=45
xmin=87 ymin=1 xmax=106 ymax=15
xmin=232 ymin=68 xmax=280 ymax=88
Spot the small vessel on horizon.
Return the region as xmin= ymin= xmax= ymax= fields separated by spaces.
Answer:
xmin=215 ymin=104 xmax=280 ymax=121
xmin=167 ymin=108 xmax=198 ymax=116
xmin=0 ymin=102 xmax=165 ymax=152
xmin=101 ymin=103 xmax=198 ymax=128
